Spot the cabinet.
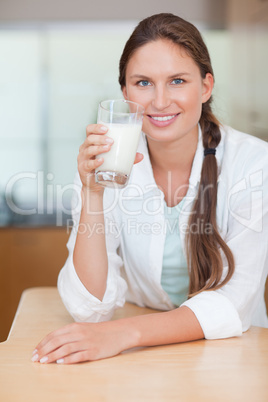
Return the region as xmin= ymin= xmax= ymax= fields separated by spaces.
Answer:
xmin=0 ymin=227 xmax=69 ymax=341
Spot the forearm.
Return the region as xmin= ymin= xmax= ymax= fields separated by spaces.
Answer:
xmin=116 ymin=306 xmax=204 ymax=351
xmin=73 ymin=187 xmax=108 ymax=301
xmin=33 ymin=306 xmax=204 ymax=364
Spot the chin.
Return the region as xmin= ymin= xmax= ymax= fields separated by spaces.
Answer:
xmin=144 ymin=131 xmax=178 ymax=143
xmin=143 ymin=124 xmax=178 ymax=141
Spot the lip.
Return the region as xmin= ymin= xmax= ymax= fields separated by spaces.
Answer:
xmin=147 ymin=113 xmax=180 ymax=127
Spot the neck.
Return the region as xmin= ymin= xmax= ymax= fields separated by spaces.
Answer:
xmin=146 ymin=126 xmax=199 ymax=174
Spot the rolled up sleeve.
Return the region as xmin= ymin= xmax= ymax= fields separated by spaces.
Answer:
xmin=182 ymin=291 xmax=243 ymax=339
xmin=182 ymin=161 xmax=268 ymax=339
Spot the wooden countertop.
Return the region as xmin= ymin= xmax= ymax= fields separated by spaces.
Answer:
xmin=0 ymin=287 xmax=268 ymax=401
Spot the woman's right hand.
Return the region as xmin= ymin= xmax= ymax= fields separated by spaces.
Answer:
xmin=77 ymin=124 xmax=113 ymax=193
xmin=78 ymin=123 xmax=144 ymax=194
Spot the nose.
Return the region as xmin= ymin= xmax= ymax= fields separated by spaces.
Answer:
xmin=151 ymin=85 xmax=172 ymax=111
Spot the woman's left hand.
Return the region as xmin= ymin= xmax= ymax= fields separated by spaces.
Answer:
xmin=32 ymin=320 xmax=138 ymax=364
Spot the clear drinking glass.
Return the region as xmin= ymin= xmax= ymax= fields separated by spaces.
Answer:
xmin=95 ymin=99 xmax=144 ymax=188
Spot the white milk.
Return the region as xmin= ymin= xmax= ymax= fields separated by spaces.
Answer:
xmin=96 ymin=123 xmax=142 ymax=175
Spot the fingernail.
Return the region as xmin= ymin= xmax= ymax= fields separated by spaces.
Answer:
xmin=40 ymin=356 xmax=48 ymax=364
xmin=105 ymin=137 xmax=113 ymax=143
xmin=100 ymin=126 xmax=108 ymax=132
xmin=31 ymin=353 xmax=39 ymax=362
xmin=56 ymin=358 xmax=64 ymax=364
xmin=32 ymin=349 xmax=38 ymax=355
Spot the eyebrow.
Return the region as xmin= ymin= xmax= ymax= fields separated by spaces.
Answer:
xmin=129 ymin=73 xmax=191 ymax=80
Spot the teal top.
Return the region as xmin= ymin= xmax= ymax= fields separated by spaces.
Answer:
xmin=161 ymin=201 xmax=189 ymax=307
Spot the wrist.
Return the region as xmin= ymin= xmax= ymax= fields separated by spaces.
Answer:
xmin=81 ymin=185 xmax=104 ymax=198
xmin=116 ymin=317 xmax=142 ymax=351
xmin=81 ymin=186 xmax=104 ymax=214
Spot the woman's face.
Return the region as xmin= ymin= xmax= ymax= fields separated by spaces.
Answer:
xmin=122 ymin=39 xmax=213 ymax=144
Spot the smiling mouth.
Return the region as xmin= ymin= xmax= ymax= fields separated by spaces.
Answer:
xmin=148 ymin=113 xmax=179 ymax=122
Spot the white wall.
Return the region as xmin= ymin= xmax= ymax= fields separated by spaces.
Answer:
xmin=0 ymin=0 xmax=227 ymax=29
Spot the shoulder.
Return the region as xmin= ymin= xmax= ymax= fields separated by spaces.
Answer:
xmin=220 ymin=125 xmax=268 ymax=174
xmin=221 ymin=125 xmax=268 ymax=157
xmin=218 ymin=126 xmax=268 ymax=213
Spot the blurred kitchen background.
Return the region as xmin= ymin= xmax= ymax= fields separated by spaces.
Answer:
xmin=0 ymin=0 xmax=267 ymax=340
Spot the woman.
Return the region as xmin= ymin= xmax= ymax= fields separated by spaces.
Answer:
xmin=32 ymin=13 xmax=268 ymax=364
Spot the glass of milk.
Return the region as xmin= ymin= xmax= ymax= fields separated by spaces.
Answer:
xmin=95 ymin=99 xmax=144 ymax=188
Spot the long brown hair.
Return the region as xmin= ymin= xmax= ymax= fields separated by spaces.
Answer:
xmin=119 ymin=13 xmax=234 ymax=297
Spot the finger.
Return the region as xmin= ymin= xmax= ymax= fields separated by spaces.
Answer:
xmin=84 ymin=143 xmax=112 ymax=159
xmin=37 ymin=342 xmax=88 ymax=364
xmin=134 ymin=152 xmax=144 ymax=165
xmin=79 ymin=135 xmax=107 ymax=152
xmin=34 ymin=332 xmax=82 ymax=362
xmin=32 ymin=322 xmax=83 ymax=357
xmin=56 ymin=351 xmax=92 ymax=365
xmin=33 ymin=325 xmax=72 ymax=353
xmin=86 ymin=124 xmax=108 ymax=137
xmin=86 ymin=134 xmax=113 ymax=147
xmin=78 ymin=157 xmax=103 ymax=177
xmin=79 ymin=157 xmax=103 ymax=174
xmin=79 ymin=135 xmax=113 ymax=155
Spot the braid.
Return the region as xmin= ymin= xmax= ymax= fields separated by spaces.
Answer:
xmin=200 ymin=102 xmax=221 ymax=149
xmin=186 ymin=101 xmax=235 ymax=296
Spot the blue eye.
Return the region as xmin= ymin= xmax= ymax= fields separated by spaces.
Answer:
xmin=172 ymin=78 xmax=184 ymax=85
xmin=137 ymin=80 xmax=151 ymax=87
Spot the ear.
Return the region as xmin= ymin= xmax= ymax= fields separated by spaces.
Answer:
xmin=201 ymin=73 xmax=214 ymax=103
xmin=122 ymin=86 xmax=128 ymax=100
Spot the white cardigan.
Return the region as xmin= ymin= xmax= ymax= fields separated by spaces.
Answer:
xmin=58 ymin=125 xmax=268 ymax=339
